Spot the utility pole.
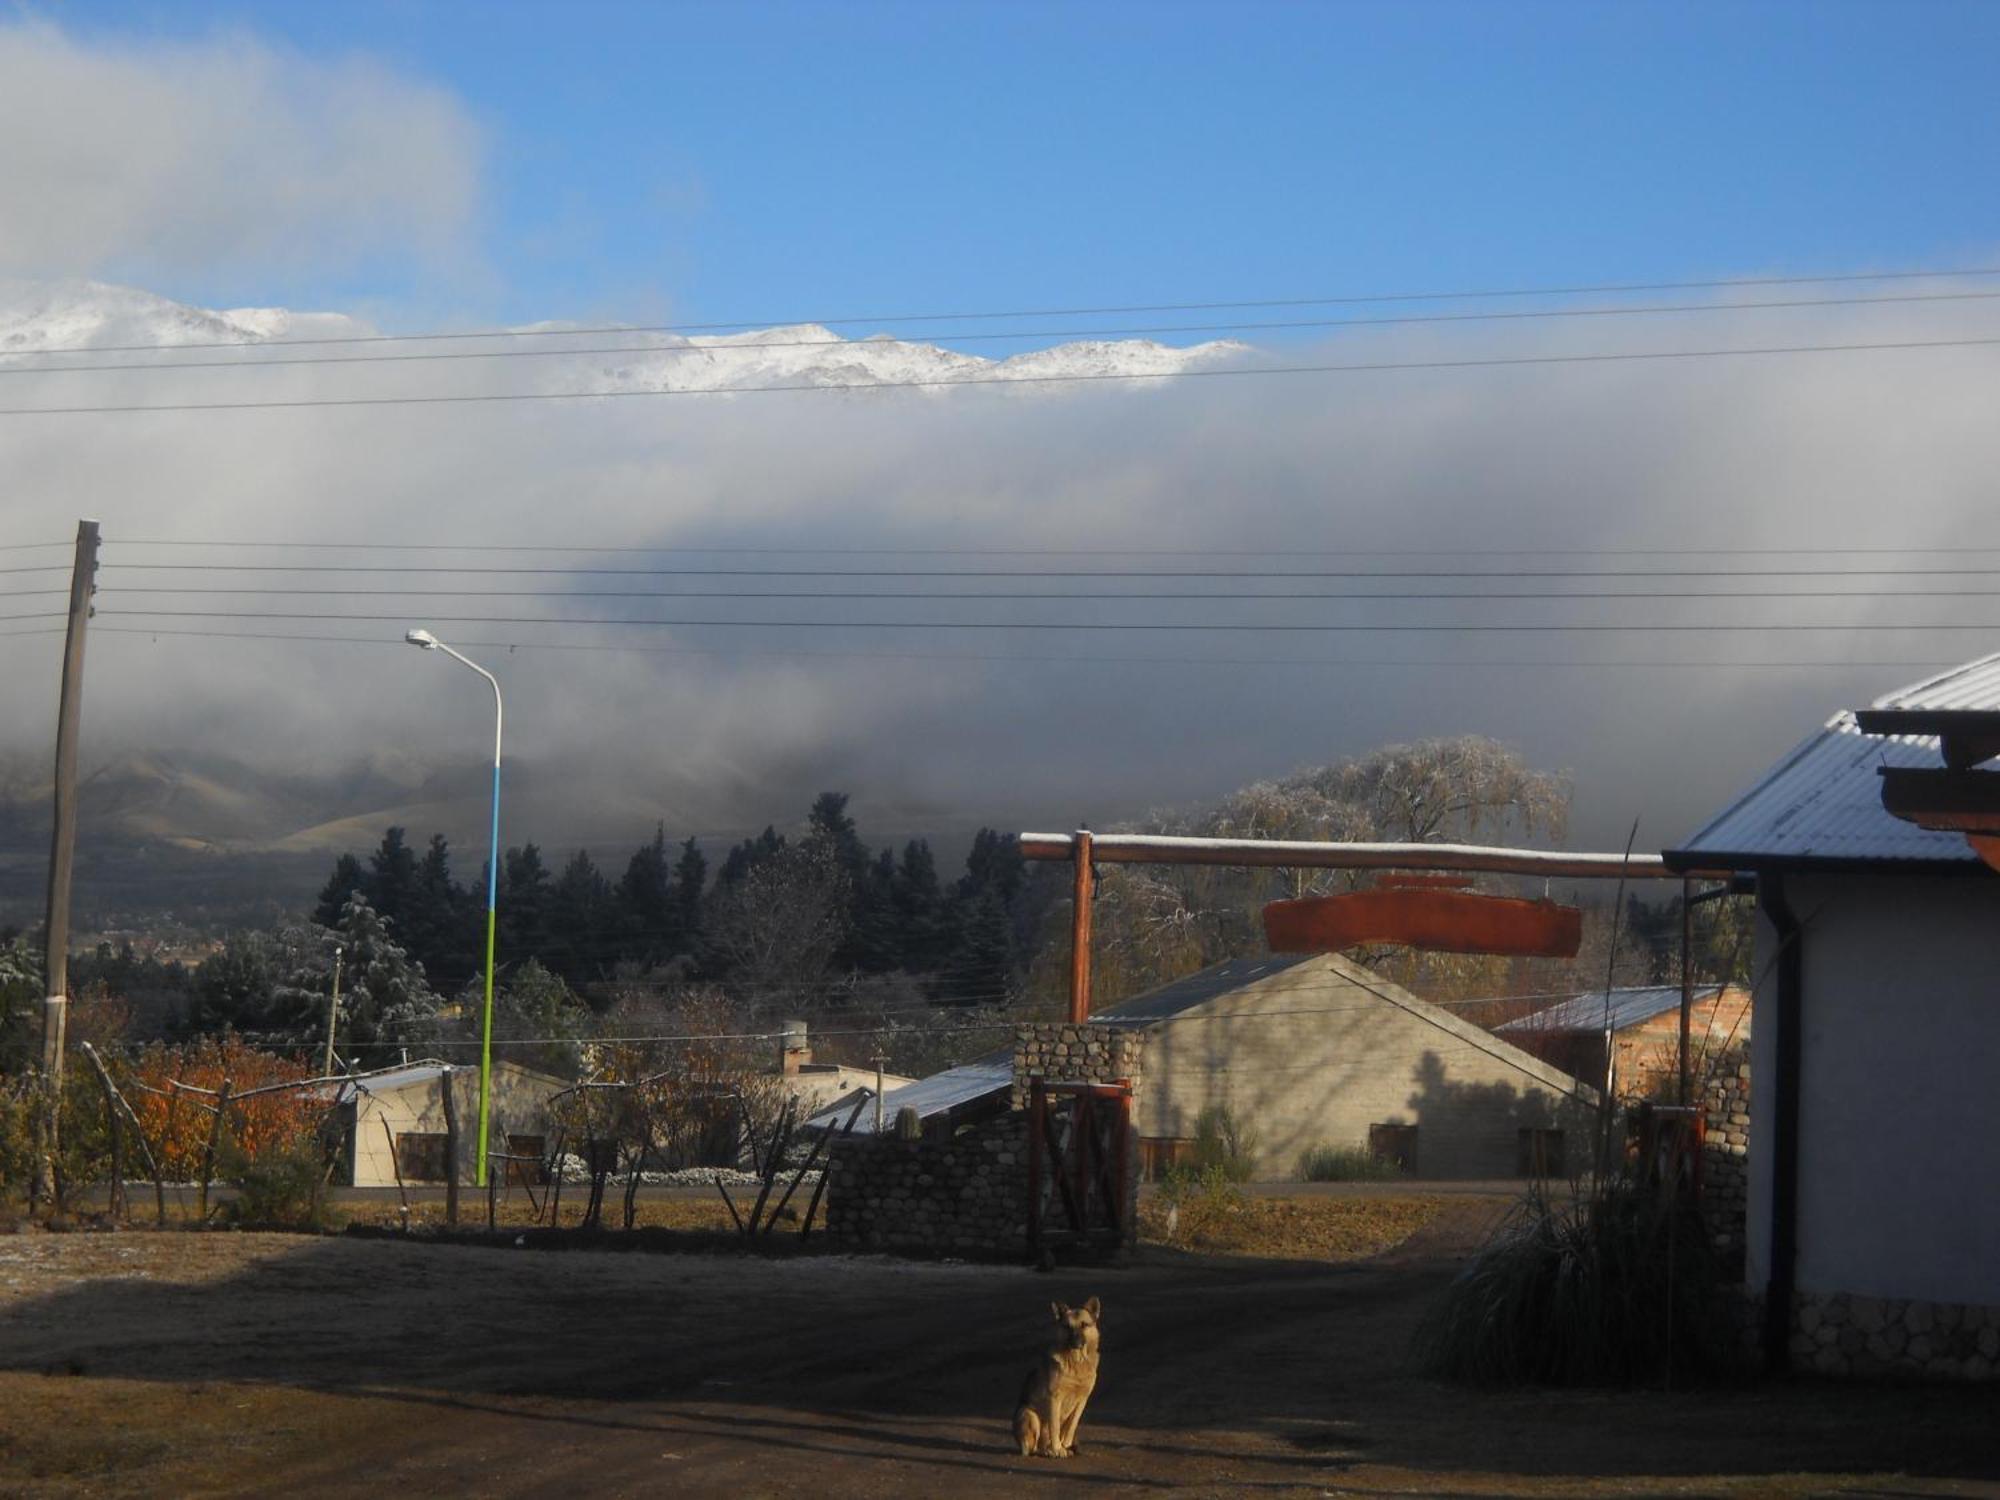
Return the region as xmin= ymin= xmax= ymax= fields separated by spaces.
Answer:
xmin=32 ymin=519 xmax=100 ymax=1212
xmin=322 ymin=947 xmax=344 ymax=1077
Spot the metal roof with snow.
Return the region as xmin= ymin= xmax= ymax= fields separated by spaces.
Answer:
xmin=1666 ymin=653 xmax=2000 ymax=873
xmin=1495 ymin=984 xmax=1728 ymax=1036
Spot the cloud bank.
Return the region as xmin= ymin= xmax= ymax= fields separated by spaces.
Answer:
xmin=0 ymin=20 xmax=481 ymax=286
xmin=4 ymin=285 xmax=1999 ymax=865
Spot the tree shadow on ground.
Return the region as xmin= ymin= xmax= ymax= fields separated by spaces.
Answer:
xmin=0 ymin=1228 xmax=1995 ymax=1488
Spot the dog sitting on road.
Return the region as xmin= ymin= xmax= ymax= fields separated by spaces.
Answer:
xmin=1012 ymin=1297 xmax=1102 ymax=1458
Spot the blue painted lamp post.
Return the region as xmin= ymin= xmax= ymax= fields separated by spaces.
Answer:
xmin=405 ymin=627 xmax=503 ymax=1187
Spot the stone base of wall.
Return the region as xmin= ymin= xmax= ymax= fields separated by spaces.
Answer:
xmin=1700 ymin=1058 xmax=1750 ymax=1273
xmin=1011 ymin=1023 xmax=1143 ymax=1110
xmin=823 ymin=1114 xmax=1028 ymax=1258
xmin=1789 ymin=1290 xmax=2000 ymax=1380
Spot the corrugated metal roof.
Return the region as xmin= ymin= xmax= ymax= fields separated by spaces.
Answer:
xmin=1870 ymin=650 xmax=2000 ymax=712
xmin=810 ymin=1055 xmax=1012 ymax=1136
xmin=1669 ymin=711 xmax=1982 ymax=869
xmin=1495 ymin=985 xmax=1725 ymax=1035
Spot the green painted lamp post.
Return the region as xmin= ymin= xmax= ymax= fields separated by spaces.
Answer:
xmin=405 ymin=627 xmax=502 ymax=1188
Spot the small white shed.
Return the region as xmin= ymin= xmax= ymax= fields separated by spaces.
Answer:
xmin=333 ymin=1059 xmax=570 ymax=1187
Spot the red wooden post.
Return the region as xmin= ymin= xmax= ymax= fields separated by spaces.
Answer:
xmin=1069 ymin=829 xmax=1094 ymax=1023
xmin=1026 ymin=1075 xmax=1044 ymax=1254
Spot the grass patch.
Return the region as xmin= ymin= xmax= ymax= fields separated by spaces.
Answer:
xmin=1296 ymin=1144 xmax=1404 ymax=1182
xmin=1141 ymin=1191 xmax=1446 ymax=1261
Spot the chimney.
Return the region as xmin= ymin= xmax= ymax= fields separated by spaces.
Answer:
xmin=780 ymin=1019 xmax=811 ymax=1075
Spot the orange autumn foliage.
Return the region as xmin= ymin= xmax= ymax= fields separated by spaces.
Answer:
xmin=125 ymin=1037 xmax=323 ymax=1180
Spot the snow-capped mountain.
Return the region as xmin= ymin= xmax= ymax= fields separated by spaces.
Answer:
xmin=0 ymin=279 xmax=371 ymax=353
xmin=0 ymin=281 xmax=1250 ymax=393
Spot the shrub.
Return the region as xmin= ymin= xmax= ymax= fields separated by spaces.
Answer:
xmin=222 ymin=1135 xmax=333 ymax=1230
xmin=1416 ymin=1177 xmax=1735 ymax=1386
xmin=1296 ymin=1143 xmax=1403 ymax=1182
xmin=1156 ymin=1162 xmax=1248 ymax=1245
xmin=1189 ymin=1105 xmax=1259 ymax=1183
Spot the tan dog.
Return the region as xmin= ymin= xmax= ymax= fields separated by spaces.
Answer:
xmin=1012 ymin=1297 xmax=1101 ymax=1458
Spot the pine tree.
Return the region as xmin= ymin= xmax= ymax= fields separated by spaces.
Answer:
xmin=403 ymin=834 xmax=469 ymax=993
xmin=314 ymin=853 xmax=366 ymax=928
xmin=616 ymin=823 xmax=676 ymax=963
xmin=500 ymin=844 xmax=552 ymax=963
xmin=893 ymin=838 xmax=948 ymax=972
xmin=364 ymin=827 xmax=420 ymax=928
xmin=331 ymin=893 xmax=441 ymax=1056
xmin=548 ymin=849 xmax=612 ymax=984
xmin=672 ymin=837 xmax=707 ymax=954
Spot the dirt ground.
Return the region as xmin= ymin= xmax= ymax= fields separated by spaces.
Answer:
xmin=1 ymin=1202 xmax=1996 ymax=1499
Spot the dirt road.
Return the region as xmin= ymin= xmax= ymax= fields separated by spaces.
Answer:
xmin=0 ymin=1206 xmax=1995 ymax=1498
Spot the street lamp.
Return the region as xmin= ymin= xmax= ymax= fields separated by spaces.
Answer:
xmin=405 ymin=627 xmax=503 ymax=1187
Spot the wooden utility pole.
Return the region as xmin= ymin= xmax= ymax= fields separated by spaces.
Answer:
xmin=322 ymin=947 xmax=344 ymax=1077
xmin=32 ymin=518 xmax=99 ymax=1211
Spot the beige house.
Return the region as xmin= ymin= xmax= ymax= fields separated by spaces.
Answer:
xmin=332 ymin=1059 xmax=571 ymax=1186
xmin=843 ymin=953 xmax=1598 ymax=1182
xmin=1106 ymin=953 xmax=1599 ymax=1181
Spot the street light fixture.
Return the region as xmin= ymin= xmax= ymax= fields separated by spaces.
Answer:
xmin=405 ymin=627 xmax=503 ymax=1187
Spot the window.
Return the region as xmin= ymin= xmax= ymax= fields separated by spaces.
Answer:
xmin=1517 ymin=1127 xmax=1566 ymax=1179
xmin=1139 ymin=1137 xmax=1196 ymax=1182
xmin=394 ymin=1131 xmax=449 ymax=1183
xmin=1368 ymin=1123 xmax=1418 ymax=1174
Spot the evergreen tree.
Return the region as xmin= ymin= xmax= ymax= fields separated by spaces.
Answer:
xmin=500 ymin=843 xmax=552 ymax=962
xmin=548 ymin=849 xmax=612 ymax=984
xmin=403 ymin=834 xmax=469 ymax=993
xmin=717 ymin=825 xmax=785 ymax=886
xmin=330 ymin=893 xmax=440 ymax=1055
xmin=364 ymin=826 xmax=420 ymax=928
xmin=616 ymin=823 xmax=676 ymax=962
xmin=893 ymin=838 xmax=948 ymax=972
xmin=938 ymin=890 xmax=1014 ymax=1005
xmin=960 ymin=828 xmax=1025 ymax=904
xmin=314 ymin=853 xmax=366 ymax=928
xmin=672 ymin=837 xmax=707 ymax=953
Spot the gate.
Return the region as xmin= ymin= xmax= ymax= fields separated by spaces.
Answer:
xmin=1025 ymin=1077 xmax=1133 ymax=1255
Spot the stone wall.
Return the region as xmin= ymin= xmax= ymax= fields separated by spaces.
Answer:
xmin=1790 ymin=1290 xmax=2000 ymax=1380
xmin=822 ymin=1113 xmax=1028 ymax=1257
xmin=1701 ymin=1056 xmax=1750 ymax=1271
xmin=1010 ymin=1023 xmax=1144 ymax=1110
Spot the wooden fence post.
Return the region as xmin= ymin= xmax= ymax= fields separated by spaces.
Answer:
xmin=198 ymin=1079 xmax=232 ymax=1221
xmin=439 ymin=1066 xmax=460 ymax=1228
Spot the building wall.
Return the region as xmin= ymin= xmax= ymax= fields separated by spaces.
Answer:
xmin=1750 ymin=873 xmax=2000 ymax=1319
xmin=350 ymin=1064 xmax=564 ymax=1186
xmin=1134 ymin=957 xmax=1597 ymax=1181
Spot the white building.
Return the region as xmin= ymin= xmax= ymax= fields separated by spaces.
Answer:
xmin=331 ymin=1059 xmax=571 ymax=1187
xmin=1666 ymin=652 xmax=2000 ymax=1378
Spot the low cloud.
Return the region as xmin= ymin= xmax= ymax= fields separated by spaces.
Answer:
xmin=0 ymin=20 xmax=481 ymax=286
xmin=3 ymin=289 xmax=1998 ymax=864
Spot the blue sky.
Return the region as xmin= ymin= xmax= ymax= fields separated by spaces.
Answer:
xmin=39 ymin=0 xmax=2000 ymax=334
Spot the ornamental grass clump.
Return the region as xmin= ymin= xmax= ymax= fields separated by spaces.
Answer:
xmin=1296 ymin=1143 xmax=1402 ymax=1182
xmin=1416 ymin=1176 xmax=1735 ymax=1386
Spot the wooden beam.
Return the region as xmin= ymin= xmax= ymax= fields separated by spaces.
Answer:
xmin=1021 ymin=831 xmax=1686 ymax=880
xmin=1069 ymin=830 xmax=1094 ymax=1023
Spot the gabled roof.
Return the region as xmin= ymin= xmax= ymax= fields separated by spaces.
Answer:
xmin=1495 ymin=984 xmax=1731 ymax=1036
xmin=1666 ymin=654 xmax=2000 ymax=874
xmin=1090 ymin=953 xmax=1316 ymax=1026
xmin=819 ymin=949 xmax=1597 ymax=1132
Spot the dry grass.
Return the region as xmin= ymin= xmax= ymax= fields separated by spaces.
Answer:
xmin=1139 ymin=1192 xmax=1447 ymax=1260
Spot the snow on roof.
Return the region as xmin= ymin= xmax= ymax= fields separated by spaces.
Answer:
xmin=1495 ymin=985 xmax=1729 ymax=1035
xmin=1668 ymin=653 xmax=2000 ymax=871
xmin=808 ymin=1055 xmax=1013 ymax=1136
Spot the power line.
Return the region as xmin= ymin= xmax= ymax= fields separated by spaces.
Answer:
xmin=106 ymin=539 xmax=2000 ymax=557
xmin=11 ymin=263 xmax=2000 ymax=357
xmin=87 ymin=625 xmax=1949 ymax=669
xmin=9 ymin=333 xmax=2000 ymax=416
xmin=90 ymin=608 xmax=2000 ymax=633
xmin=90 ymin=585 xmax=2000 ymax=602
xmin=91 ymin=564 xmax=2000 ymax=578
xmin=10 ymin=289 xmax=2000 ymax=376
